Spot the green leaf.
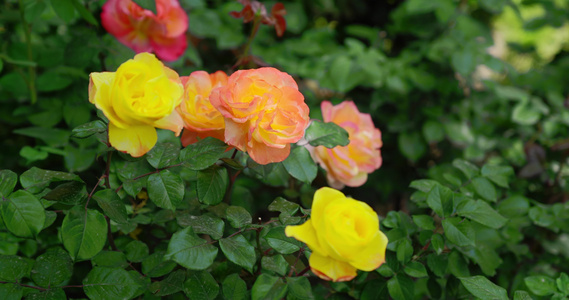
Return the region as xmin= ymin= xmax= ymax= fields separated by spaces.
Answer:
xmin=1 ymin=190 xmax=45 ymax=238
xmin=264 ymin=227 xmax=302 ymax=254
xmin=525 ymin=275 xmax=557 ymax=296
xmin=226 ymin=206 xmax=252 ymax=229
xmin=252 ymin=274 xmax=288 ymax=300
xmin=452 ymin=159 xmax=479 ymax=179
xmin=219 ymin=235 xmax=256 ymax=273
xmin=180 ymin=137 xmax=228 ymax=170
xmin=0 ymin=170 xmax=17 ymax=197
xmin=497 ymin=195 xmax=530 ymax=218
xmin=0 ymin=283 xmax=22 ymax=300
xmin=459 ymin=276 xmax=508 ymax=300
xmin=42 ymin=181 xmax=87 ymax=205
xmin=147 ymin=170 xmax=185 ymax=210
xmin=282 ymin=147 xmax=318 ymax=184
xmin=92 ymin=251 xmax=128 ymax=268
xmin=197 ymin=165 xmax=228 ymax=206
xmin=412 ymin=215 xmax=435 ymax=230
xmin=20 ymin=167 xmax=82 ymax=194
xmin=124 ymin=240 xmax=149 ymax=263
xmin=70 ymin=0 xmax=99 ymax=25
xmin=304 ymin=121 xmax=349 ymax=148
xmin=0 ymin=255 xmax=34 ymax=281
xmin=409 ymin=179 xmax=440 ymax=193
xmin=31 ymin=248 xmax=73 ymax=287
xmin=49 ymin=0 xmax=75 ymax=22
xmin=25 ymin=288 xmax=66 ymax=300
xmin=71 ymin=120 xmax=106 ymax=139
xmin=83 ymin=267 xmax=140 ymax=300
xmin=431 ymin=234 xmax=444 ymax=255
xmin=132 ymin=0 xmax=157 ymax=13
xmin=36 ymin=71 xmax=73 ymax=92
xmin=442 ymin=217 xmax=475 ymax=247
xmin=222 ymin=273 xmax=247 ymax=300
xmin=287 ymin=277 xmax=314 ymax=300
xmin=513 ymin=290 xmax=534 ymax=300
xmin=93 ymin=189 xmax=128 ymax=225
xmin=165 ymin=227 xmax=218 ymax=270
xmin=457 ymin=199 xmax=508 ymax=229
xmin=387 ymin=273 xmax=414 ymax=300
xmin=422 ymin=120 xmax=445 ymax=143
xmin=20 ymin=146 xmax=48 ymax=163
xmin=61 ymin=206 xmax=107 ymax=260
xmin=471 ymin=177 xmax=497 ymax=202
xmin=557 ymin=273 xmax=569 ymax=295
xmin=24 ymin=0 xmax=47 ymax=23
xmin=396 ymin=239 xmax=413 ymax=263
xmin=146 ymin=142 xmax=180 ymax=169
xmin=177 ymin=213 xmax=225 ymax=240
xmin=512 ymin=100 xmax=541 ymax=125
xmin=141 ymin=251 xmax=177 ymax=277
xmin=398 ymin=132 xmax=426 ymax=162
xmin=150 ymin=269 xmax=185 ymax=296
xmin=184 ymin=271 xmax=219 ymax=300
xmin=427 ymin=185 xmax=454 ymax=217
xmin=261 ymin=255 xmax=288 ymax=276
xmin=268 ymin=197 xmax=300 ymax=216
xmin=481 ymin=165 xmax=513 ymax=188
xmin=448 ymin=251 xmax=470 ymax=278
xmin=404 ymin=261 xmax=428 ymax=278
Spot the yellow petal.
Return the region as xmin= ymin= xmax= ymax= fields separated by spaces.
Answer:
xmin=285 ymin=220 xmax=327 ymax=257
xmin=311 ymin=187 xmax=346 ymax=232
xmin=309 ymin=252 xmax=357 ymax=282
xmin=109 ymin=122 xmax=157 ymax=157
xmin=349 ymin=230 xmax=388 ymax=271
xmin=89 ymin=72 xmax=128 ymax=128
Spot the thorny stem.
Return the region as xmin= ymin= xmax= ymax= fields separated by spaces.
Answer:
xmin=104 ymin=151 xmax=112 ymax=189
xmin=234 ymin=14 xmax=263 ymax=68
xmin=289 ymin=246 xmax=305 ymax=276
xmin=297 ymin=266 xmax=310 ymax=277
xmin=105 ymin=216 xmax=118 ymax=251
xmin=18 ymin=0 xmax=37 ymax=104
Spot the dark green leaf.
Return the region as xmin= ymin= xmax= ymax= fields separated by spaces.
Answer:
xmin=396 ymin=239 xmax=413 ymax=263
xmin=268 ymin=197 xmax=300 ymax=216
xmin=31 ymin=248 xmax=73 ymax=287
xmin=219 ymin=235 xmax=256 ymax=273
xmin=304 ymin=121 xmax=349 ymax=148
xmin=42 ymin=181 xmax=87 ymax=205
xmin=557 ymin=273 xmax=569 ymax=295
xmin=412 ymin=215 xmax=435 ymax=230
xmin=165 ymin=227 xmax=218 ymax=270
xmin=197 ymin=165 xmax=228 ymax=206
xmin=49 ymin=0 xmax=75 ymax=22
xmin=1 ymin=190 xmax=45 ymax=238
xmin=282 ymin=147 xmax=318 ymax=184
xmin=497 ymin=195 xmax=529 ymax=218
xmin=513 ymin=291 xmax=533 ymax=300
xmin=226 ymin=206 xmax=252 ymax=229
xmin=264 ymin=227 xmax=302 ymax=254
xmin=459 ymin=276 xmax=508 ymax=300
xmin=83 ymin=267 xmax=140 ymax=300
xmin=427 ymin=185 xmax=454 ymax=218
xmin=71 ymin=121 xmax=106 ymax=139
xmin=0 ymin=255 xmax=34 ymax=281
xmin=471 ymin=177 xmax=497 ymax=202
xmin=61 ymin=206 xmax=107 ymax=260
xmin=426 ymin=253 xmax=447 ymax=278
xmin=524 ymin=275 xmax=557 ymax=296
xmin=431 ymin=234 xmax=444 ymax=255
xmin=146 ymin=142 xmax=180 ymax=169
xmin=398 ymin=132 xmax=426 ymax=162
xmin=287 ymin=277 xmax=314 ymax=300
xmin=141 ymin=251 xmax=177 ymax=277
xmin=26 ymin=288 xmax=66 ymax=300
xmin=387 ymin=273 xmax=414 ymax=300
xmin=93 ymin=189 xmax=128 ymax=225
xmin=403 ymin=261 xmax=427 ymax=278
xmin=20 ymin=167 xmax=82 ymax=194
xmin=222 ymin=273 xmax=247 ymax=300
xmin=92 ymin=251 xmax=128 ymax=268
xmin=457 ymin=199 xmax=508 ymax=229
xmin=124 ymin=240 xmax=149 ymax=263
xmin=24 ymin=0 xmax=47 ymax=23
xmin=180 ymin=137 xmax=228 ymax=170
xmin=176 ymin=213 xmax=225 ymax=240
xmin=442 ymin=217 xmax=475 ymax=247
xmin=0 ymin=283 xmax=22 ymax=300
xmin=409 ymin=179 xmax=440 ymax=193
xmin=261 ymin=255 xmax=288 ymax=276
xmin=422 ymin=120 xmax=445 ymax=143
xmin=252 ymin=274 xmax=287 ymax=300
xmin=453 ymin=159 xmax=479 ymax=179
xmin=147 ymin=170 xmax=185 ymax=210
xmin=184 ymin=271 xmax=219 ymax=300
xmin=150 ymin=269 xmax=185 ymax=296
xmin=481 ymin=165 xmax=513 ymax=188
xmin=0 ymin=170 xmax=17 ymax=197
xmin=70 ymin=0 xmax=99 ymax=25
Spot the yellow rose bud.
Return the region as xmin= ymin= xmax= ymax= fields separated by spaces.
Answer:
xmin=89 ymin=52 xmax=184 ymax=157
xmin=285 ymin=187 xmax=388 ymax=282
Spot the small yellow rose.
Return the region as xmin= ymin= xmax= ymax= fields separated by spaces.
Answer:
xmin=285 ymin=187 xmax=388 ymax=282
xmin=89 ymin=52 xmax=184 ymax=157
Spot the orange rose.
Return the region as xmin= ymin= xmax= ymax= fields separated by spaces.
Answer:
xmin=311 ymin=101 xmax=382 ymax=188
xmin=210 ymin=67 xmax=309 ymax=164
xmin=178 ymin=71 xmax=228 ymax=146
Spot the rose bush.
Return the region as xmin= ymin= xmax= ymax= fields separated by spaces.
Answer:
xmin=311 ymin=101 xmax=383 ymax=188
xmin=178 ymin=70 xmax=228 ymax=146
xmin=285 ymin=187 xmax=388 ymax=282
xmin=210 ymin=67 xmax=309 ymax=164
xmin=89 ymin=52 xmax=184 ymax=157
xmin=101 ymin=0 xmax=188 ymax=61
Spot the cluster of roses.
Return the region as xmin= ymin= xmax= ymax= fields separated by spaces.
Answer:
xmin=94 ymin=0 xmax=387 ymax=283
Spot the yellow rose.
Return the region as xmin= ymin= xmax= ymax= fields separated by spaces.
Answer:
xmin=285 ymin=187 xmax=388 ymax=282
xmin=89 ymin=52 xmax=184 ymax=157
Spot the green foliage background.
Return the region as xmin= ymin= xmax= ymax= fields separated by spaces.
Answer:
xmin=1 ymin=0 xmax=569 ymax=299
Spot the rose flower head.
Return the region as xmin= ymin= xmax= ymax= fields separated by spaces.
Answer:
xmin=286 ymin=187 xmax=388 ymax=282
xmin=89 ymin=52 xmax=184 ymax=157
xmin=230 ymin=0 xmax=287 ymax=37
xmin=210 ymin=67 xmax=309 ymax=165
xmin=312 ymin=101 xmax=382 ymax=189
xmin=101 ymin=0 xmax=188 ymax=61
xmin=178 ymin=71 xmax=228 ymax=146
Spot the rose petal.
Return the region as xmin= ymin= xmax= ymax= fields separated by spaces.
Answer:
xmin=309 ymin=252 xmax=357 ymax=282
xmin=108 ymin=123 xmax=157 ymax=157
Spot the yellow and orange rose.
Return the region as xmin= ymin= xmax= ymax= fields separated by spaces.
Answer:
xmin=311 ymin=101 xmax=382 ymax=188
xmin=178 ymin=71 xmax=228 ymax=146
xmin=285 ymin=187 xmax=388 ymax=282
xmin=89 ymin=52 xmax=184 ymax=157
xmin=210 ymin=67 xmax=309 ymax=164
